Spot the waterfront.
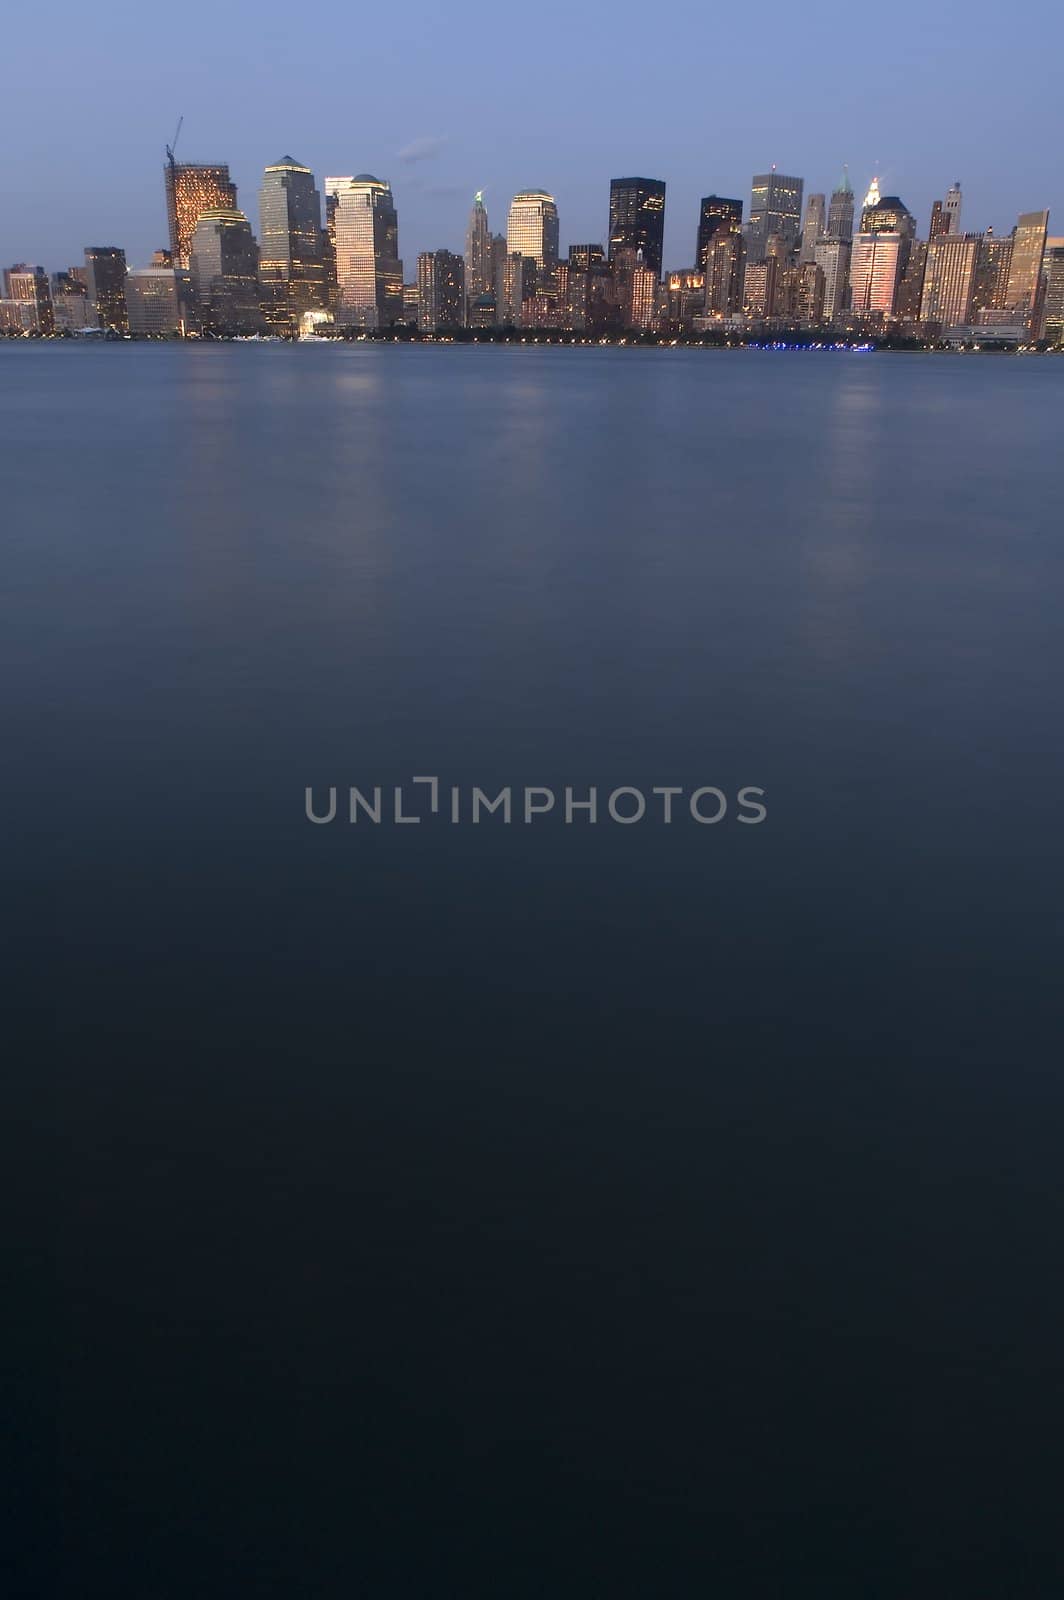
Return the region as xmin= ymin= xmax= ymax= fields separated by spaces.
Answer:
xmin=8 ymin=343 xmax=1064 ymax=1592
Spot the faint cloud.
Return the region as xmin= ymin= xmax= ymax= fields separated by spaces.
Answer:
xmin=397 ymin=135 xmax=449 ymax=165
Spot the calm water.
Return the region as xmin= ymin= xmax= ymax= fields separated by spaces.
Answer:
xmin=7 ymin=343 xmax=1064 ymax=1593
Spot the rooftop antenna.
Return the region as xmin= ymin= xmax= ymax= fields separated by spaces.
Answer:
xmin=166 ymin=115 xmax=183 ymax=170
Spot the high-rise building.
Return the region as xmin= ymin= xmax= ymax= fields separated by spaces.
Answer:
xmin=1004 ymin=210 xmax=1050 ymax=325
xmin=800 ymin=194 xmax=826 ymax=263
xmin=919 ymin=232 xmax=981 ymax=327
xmin=50 ymin=271 xmax=91 ymax=331
xmin=126 ymin=269 xmax=182 ymax=335
xmin=84 ymin=246 xmax=128 ymax=331
xmin=814 ymin=236 xmax=850 ymax=320
xmin=861 ymin=193 xmax=915 ymax=239
xmin=189 ymin=207 xmax=263 ymax=333
xmin=944 ymin=182 xmax=963 ymax=235
xmin=506 ymin=191 xmax=559 ymax=285
xmin=705 ymin=231 xmax=745 ymax=314
xmin=894 ymin=242 xmax=928 ymax=322
xmin=827 ymin=169 xmax=855 ymax=242
xmin=929 ymin=200 xmax=948 ymax=241
xmin=417 ymin=249 xmax=465 ymax=331
xmin=464 ymin=192 xmax=492 ymax=304
xmin=695 ymin=196 xmax=742 ymax=273
xmin=608 ymin=178 xmax=666 ymax=277
xmin=325 ymin=175 xmax=403 ymax=328
xmin=258 ymin=156 xmax=326 ymax=329
xmin=795 ymin=261 xmax=825 ymax=321
xmin=746 ymin=170 xmax=804 ymax=261
xmin=849 ymin=232 xmax=907 ymax=317
xmin=496 ymin=252 xmax=531 ymax=326
xmin=629 ymin=256 xmax=660 ymax=330
xmin=2 ymin=265 xmax=53 ymax=333
xmin=568 ymin=243 xmax=605 ymax=269
xmin=1042 ymin=244 xmax=1064 ymax=342
xmin=165 ymin=161 xmax=237 ymax=270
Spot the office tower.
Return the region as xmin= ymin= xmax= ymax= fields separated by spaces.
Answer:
xmin=165 ymin=161 xmax=237 ymax=270
xmin=746 ymin=170 xmax=804 ymax=262
xmin=568 ymin=243 xmax=605 ymax=269
xmin=50 ymin=271 xmax=91 ymax=331
xmin=800 ymin=194 xmax=826 ymax=263
xmin=795 ymin=261 xmax=825 ymax=321
xmin=695 ymin=197 xmax=742 ymax=273
xmin=496 ymin=252 xmax=530 ymax=326
xmin=608 ymin=178 xmax=666 ymax=276
xmin=1042 ymin=245 xmax=1064 ymax=342
xmin=919 ymin=232 xmax=981 ymax=326
xmin=126 ymin=269 xmax=182 ymax=335
xmin=894 ymin=241 xmax=928 ymax=322
xmin=814 ymin=236 xmax=850 ymax=321
xmin=189 ymin=207 xmax=263 ymax=333
xmin=83 ymin=246 xmax=128 ymax=331
xmin=629 ymin=255 xmax=660 ymax=330
xmin=849 ymin=232 xmax=907 ymax=316
xmin=944 ymin=182 xmax=963 ymax=234
xmin=742 ymin=257 xmax=781 ymax=317
xmin=827 ymin=169 xmax=855 ymax=242
xmin=465 ymin=192 xmax=492 ymax=303
xmin=401 ymin=282 xmax=419 ymax=325
xmin=705 ymin=230 xmax=744 ymax=314
xmin=929 ymin=200 xmax=949 ymax=241
xmin=1004 ymin=210 xmax=1050 ymax=325
xmin=861 ymin=193 xmax=915 ymax=239
xmin=506 ymin=191 xmax=560 ymax=284
xmin=258 ymin=157 xmax=326 ymax=329
xmin=970 ymin=229 xmax=1013 ymax=319
xmin=325 ymin=175 xmax=403 ymax=328
xmin=2 ymin=265 xmax=54 ymax=333
xmin=417 ymin=249 xmax=465 ymax=331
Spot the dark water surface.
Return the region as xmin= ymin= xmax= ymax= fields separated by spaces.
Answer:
xmin=6 ymin=343 xmax=1064 ymax=1594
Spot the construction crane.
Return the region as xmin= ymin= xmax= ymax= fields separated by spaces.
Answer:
xmin=166 ymin=115 xmax=183 ymax=170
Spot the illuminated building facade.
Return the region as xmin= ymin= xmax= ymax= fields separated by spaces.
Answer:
xmin=919 ymin=232 xmax=981 ymax=326
xmin=849 ymin=232 xmax=907 ymax=317
xmin=189 ymin=207 xmax=264 ymax=333
xmin=746 ymin=171 xmax=804 ymax=261
xmin=2 ymin=265 xmax=53 ymax=333
xmin=695 ymin=196 xmax=742 ymax=274
xmin=970 ymin=230 xmax=1013 ymax=319
xmin=1004 ymin=210 xmax=1049 ymax=325
xmin=496 ymin=252 xmax=530 ymax=326
xmin=258 ymin=157 xmax=326 ymax=329
xmin=1042 ymin=244 xmax=1064 ymax=342
xmin=50 ymin=271 xmax=91 ymax=331
xmin=814 ymin=236 xmax=850 ymax=320
xmin=84 ymin=246 xmax=128 ymax=331
xmin=165 ymin=162 xmax=237 ymax=270
xmin=506 ymin=191 xmax=559 ymax=285
xmin=464 ymin=193 xmax=492 ymax=302
xmin=325 ymin=175 xmax=403 ymax=328
xmin=126 ymin=268 xmax=182 ymax=334
xmin=417 ymin=249 xmax=465 ymax=331
xmin=608 ymin=178 xmax=666 ymax=276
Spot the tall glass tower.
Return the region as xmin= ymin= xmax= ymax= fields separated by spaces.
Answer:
xmin=827 ymin=169 xmax=855 ymax=242
xmin=746 ymin=170 xmax=804 ymax=261
xmin=608 ymin=178 xmax=666 ymax=277
xmin=506 ymin=191 xmax=559 ymax=285
xmin=165 ymin=162 xmax=237 ymax=270
xmin=325 ymin=175 xmax=403 ymax=328
xmin=258 ymin=157 xmax=326 ymax=327
xmin=464 ymin=193 xmax=492 ymax=301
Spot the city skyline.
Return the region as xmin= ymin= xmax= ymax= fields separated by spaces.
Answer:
xmin=3 ymin=0 xmax=1063 ymax=273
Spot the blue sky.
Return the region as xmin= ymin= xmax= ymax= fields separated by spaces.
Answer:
xmin=2 ymin=0 xmax=1062 ymax=273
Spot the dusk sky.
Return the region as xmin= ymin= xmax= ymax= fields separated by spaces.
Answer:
xmin=3 ymin=0 xmax=1062 ymax=272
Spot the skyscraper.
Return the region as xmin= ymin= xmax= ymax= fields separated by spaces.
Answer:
xmin=970 ymin=229 xmax=1014 ymax=320
xmin=814 ymin=236 xmax=851 ymax=320
xmin=189 ymin=207 xmax=263 ymax=334
xmin=944 ymin=182 xmax=963 ymax=235
xmin=608 ymin=178 xmax=666 ymax=277
xmin=2 ymin=265 xmax=53 ymax=333
xmin=695 ymin=197 xmax=742 ymax=274
xmin=827 ymin=169 xmax=855 ymax=242
xmin=800 ymin=194 xmax=826 ymax=263
xmin=746 ymin=170 xmax=804 ymax=261
xmin=705 ymin=230 xmax=745 ymax=314
xmin=849 ymin=231 xmax=907 ymax=317
xmin=919 ymin=232 xmax=980 ymax=327
xmin=165 ymin=161 xmax=237 ymax=270
xmin=1004 ymin=210 xmax=1050 ymax=325
xmin=325 ymin=175 xmax=403 ymax=328
xmin=258 ymin=157 xmax=326 ymax=329
xmin=84 ymin=246 xmax=128 ymax=332
xmin=506 ymin=191 xmax=559 ymax=285
xmin=417 ymin=250 xmax=465 ymax=331
xmin=464 ymin=192 xmax=492 ymax=303
xmin=126 ymin=269 xmax=182 ymax=335
xmin=1042 ymin=244 xmax=1064 ymax=342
